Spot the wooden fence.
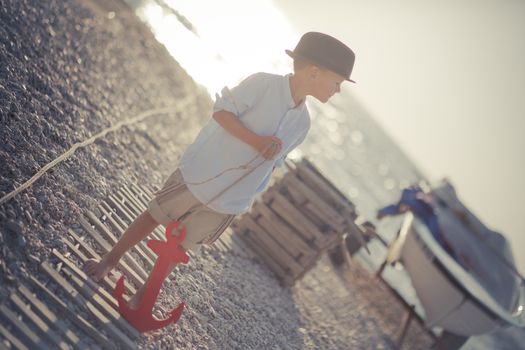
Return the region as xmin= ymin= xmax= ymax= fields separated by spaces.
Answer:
xmin=0 ymin=182 xmax=247 ymax=349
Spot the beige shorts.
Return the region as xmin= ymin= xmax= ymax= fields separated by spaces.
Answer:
xmin=147 ymin=169 xmax=235 ymax=251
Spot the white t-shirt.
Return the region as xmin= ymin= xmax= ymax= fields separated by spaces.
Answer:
xmin=179 ymin=72 xmax=310 ymax=214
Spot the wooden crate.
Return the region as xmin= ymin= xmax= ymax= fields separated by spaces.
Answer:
xmin=233 ymin=158 xmax=359 ymax=286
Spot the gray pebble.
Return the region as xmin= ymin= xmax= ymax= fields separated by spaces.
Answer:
xmin=17 ymin=234 xmax=27 ymax=247
xmin=6 ymin=220 xmax=23 ymax=235
xmin=6 ymin=209 xmax=16 ymax=219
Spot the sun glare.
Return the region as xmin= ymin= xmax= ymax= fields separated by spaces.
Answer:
xmin=136 ymin=0 xmax=297 ymax=95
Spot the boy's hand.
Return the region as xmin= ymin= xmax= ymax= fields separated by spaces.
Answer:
xmin=213 ymin=111 xmax=283 ymax=160
xmin=255 ymin=135 xmax=282 ymax=160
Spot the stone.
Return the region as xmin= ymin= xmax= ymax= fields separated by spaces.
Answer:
xmin=6 ymin=220 xmax=23 ymax=235
xmin=17 ymin=235 xmax=27 ymax=248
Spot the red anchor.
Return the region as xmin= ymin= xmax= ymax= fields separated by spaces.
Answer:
xmin=113 ymin=221 xmax=190 ymax=333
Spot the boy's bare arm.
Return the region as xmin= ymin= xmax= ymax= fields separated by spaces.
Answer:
xmin=213 ymin=110 xmax=282 ymax=160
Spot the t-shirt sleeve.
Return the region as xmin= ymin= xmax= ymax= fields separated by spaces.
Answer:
xmin=213 ymin=72 xmax=270 ymax=117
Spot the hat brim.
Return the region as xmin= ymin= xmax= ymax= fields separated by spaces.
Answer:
xmin=285 ymin=49 xmax=355 ymax=83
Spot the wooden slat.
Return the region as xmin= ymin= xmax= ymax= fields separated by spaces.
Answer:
xmin=101 ymin=197 xmax=165 ymax=242
xmin=237 ymin=216 xmax=304 ymax=277
xmin=0 ymin=322 xmax=29 ymax=350
xmin=85 ymin=211 xmax=156 ymax=271
xmin=108 ymin=194 xmax=172 ymax=243
xmin=265 ymin=191 xmax=324 ymax=244
xmin=64 ymin=229 xmax=136 ymax=295
xmin=61 ymin=236 xmax=135 ymax=296
xmin=252 ymin=202 xmax=316 ymax=263
xmin=62 ymin=237 xmax=115 ymax=289
xmin=119 ymin=187 xmax=147 ymax=214
xmin=217 ymin=230 xmax=235 ymax=251
xmin=98 ymin=202 xmax=128 ymax=233
xmin=52 ymin=250 xmax=119 ymax=310
xmin=41 ymin=262 xmax=132 ymax=340
xmin=17 ymin=284 xmax=86 ymax=350
xmin=236 ymin=228 xmax=292 ymax=285
xmin=292 ymin=253 xmax=324 ymax=282
xmin=9 ymin=293 xmax=69 ymax=350
xmin=258 ymin=214 xmax=317 ymax=267
xmin=95 ymin=204 xmax=170 ymax=283
xmin=59 ymin=266 xmax=139 ymax=341
xmin=110 ymin=193 xmax=167 ymax=243
xmin=39 ymin=262 xmax=137 ymax=349
xmin=106 ymin=195 xmax=135 ymax=225
xmin=113 ymin=187 xmax=144 ymax=216
xmin=99 ymin=200 xmax=166 ymax=244
xmin=62 ymin=239 xmax=87 ymax=260
xmin=211 ymin=238 xmax=228 ymax=253
xmin=128 ymin=183 xmax=152 ymax=207
xmin=254 ymin=212 xmax=306 ymax=261
xmin=131 ymin=182 xmax=154 ymax=199
xmin=140 ymin=183 xmax=157 ymax=199
xmin=85 ymin=211 xmax=120 ymax=244
xmin=283 ymin=174 xmax=347 ymax=231
xmin=131 ymin=184 xmax=162 ymax=223
xmin=78 ymin=217 xmax=115 ymax=253
xmin=113 ymin=191 xmax=143 ymax=221
xmin=78 ymin=216 xmax=147 ymax=287
xmin=301 ymin=201 xmax=341 ymax=232
xmin=279 ymin=184 xmax=325 ymax=229
xmin=26 ymin=276 xmax=114 ymax=350
xmin=103 ymin=190 xmax=186 ymax=282
xmin=295 ymin=160 xmax=356 ymax=216
xmin=0 ymin=304 xmax=49 ymax=348
xmin=106 ymin=198 xmax=166 ymax=245
xmin=229 ymin=230 xmax=256 ymax=259
xmin=118 ymin=189 xmax=159 ymax=238
xmin=300 ymin=158 xmax=350 ymax=201
xmin=214 ymin=235 xmax=230 ymax=253
xmin=66 ymin=229 xmax=102 ymax=260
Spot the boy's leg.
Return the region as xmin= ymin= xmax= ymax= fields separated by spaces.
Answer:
xmin=84 ymin=210 xmax=159 ymax=281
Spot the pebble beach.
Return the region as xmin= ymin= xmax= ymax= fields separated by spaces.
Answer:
xmin=0 ymin=0 xmax=435 ymax=348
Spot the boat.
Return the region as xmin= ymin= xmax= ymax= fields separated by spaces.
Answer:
xmin=392 ymin=181 xmax=525 ymax=336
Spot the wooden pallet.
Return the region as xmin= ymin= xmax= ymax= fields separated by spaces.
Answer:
xmin=233 ymin=158 xmax=358 ymax=286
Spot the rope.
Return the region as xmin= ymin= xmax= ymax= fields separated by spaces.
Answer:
xmin=175 ymin=141 xmax=279 ymax=228
xmin=0 ymin=99 xmax=194 ymax=206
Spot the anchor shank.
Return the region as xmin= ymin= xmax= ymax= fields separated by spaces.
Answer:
xmin=139 ymin=255 xmax=173 ymax=313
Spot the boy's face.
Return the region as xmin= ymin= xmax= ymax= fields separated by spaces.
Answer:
xmin=310 ymin=68 xmax=346 ymax=103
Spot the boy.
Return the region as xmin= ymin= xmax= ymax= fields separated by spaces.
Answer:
xmin=85 ymin=32 xmax=356 ymax=309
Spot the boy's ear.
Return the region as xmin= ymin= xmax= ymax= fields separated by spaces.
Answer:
xmin=310 ymin=65 xmax=320 ymax=80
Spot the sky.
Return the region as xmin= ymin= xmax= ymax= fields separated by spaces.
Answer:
xmin=273 ymin=0 xmax=525 ymax=274
xmin=140 ymin=0 xmax=524 ymax=274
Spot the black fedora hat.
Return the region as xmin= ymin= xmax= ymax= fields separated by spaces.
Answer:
xmin=286 ymin=32 xmax=356 ymax=83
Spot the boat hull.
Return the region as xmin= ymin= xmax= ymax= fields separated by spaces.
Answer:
xmin=400 ymin=214 xmax=505 ymax=336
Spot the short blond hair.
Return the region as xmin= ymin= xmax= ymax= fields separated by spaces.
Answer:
xmin=293 ymin=57 xmax=315 ymax=73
